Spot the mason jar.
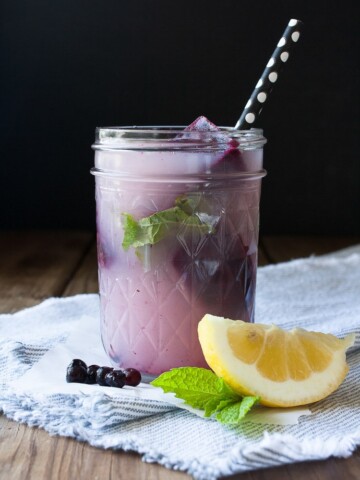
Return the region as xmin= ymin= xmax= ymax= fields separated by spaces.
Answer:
xmin=91 ymin=125 xmax=266 ymax=376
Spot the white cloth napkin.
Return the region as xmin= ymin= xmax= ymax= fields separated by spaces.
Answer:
xmin=1 ymin=245 xmax=359 ymax=480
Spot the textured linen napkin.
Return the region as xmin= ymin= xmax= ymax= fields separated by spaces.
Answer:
xmin=1 ymin=245 xmax=359 ymax=480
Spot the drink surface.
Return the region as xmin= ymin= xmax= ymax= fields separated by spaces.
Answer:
xmin=93 ymin=121 xmax=266 ymax=375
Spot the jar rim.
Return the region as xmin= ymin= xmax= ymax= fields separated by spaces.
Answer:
xmin=92 ymin=126 xmax=267 ymax=151
xmin=90 ymin=167 xmax=267 ymax=182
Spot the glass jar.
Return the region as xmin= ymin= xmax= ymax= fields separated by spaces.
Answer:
xmin=91 ymin=126 xmax=266 ymax=376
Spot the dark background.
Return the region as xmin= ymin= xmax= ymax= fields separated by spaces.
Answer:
xmin=1 ymin=0 xmax=359 ymax=234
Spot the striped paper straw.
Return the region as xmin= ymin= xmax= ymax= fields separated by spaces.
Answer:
xmin=234 ymin=19 xmax=303 ymax=130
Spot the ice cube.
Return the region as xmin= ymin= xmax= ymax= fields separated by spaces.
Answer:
xmin=180 ymin=116 xmax=246 ymax=172
xmin=178 ymin=116 xmax=227 ymax=143
xmin=185 ymin=121 xmax=244 ymax=172
xmin=211 ymin=141 xmax=245 ymax=173
xmin=184 ymin=115 xmax=220 ymax=132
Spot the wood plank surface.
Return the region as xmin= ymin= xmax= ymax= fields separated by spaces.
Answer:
xmin=0 ymin=231 xmax=93 ymax=313
xmin=62 ymin=242 xmax=98 ymax=297
xmin=0 ymin=417 xmax=188 ymax=480
xmin=261 ymin=235 xmax=360 ymax=263
xmin=0 ymin=231 xmax=359 ymax=480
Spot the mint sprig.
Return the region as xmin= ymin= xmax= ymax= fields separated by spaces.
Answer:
xmin=122 ymin=197 xmax=214 ymax=251
xmin=151 ymin=367 xmax=259 ymax=425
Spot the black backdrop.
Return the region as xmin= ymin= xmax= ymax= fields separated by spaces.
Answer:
xmin=1 ymin=0 xmax=359 ymax=234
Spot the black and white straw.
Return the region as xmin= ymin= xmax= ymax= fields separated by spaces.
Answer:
xmin=234 ymin=19 xmax=303 ymax=130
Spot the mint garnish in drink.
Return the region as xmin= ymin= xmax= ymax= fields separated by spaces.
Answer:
xmin=122 ymin=196 xmax=215 ymax=251
xmin=151 ymin=367 xmax=259 ymax=425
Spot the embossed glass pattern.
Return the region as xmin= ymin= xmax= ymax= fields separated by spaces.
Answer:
xmin=92 ymin=127 xmax=266 ymax=376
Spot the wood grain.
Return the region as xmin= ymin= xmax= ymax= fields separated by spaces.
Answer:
xmin=0 ymin=231 xmax=93 ymax=313
xmin=262 ymin=235 xmax=360 ymax=263
xmin=0 ymin=232 xmax=359 ymax=480
xmin=62 ymin=241 xmax=99 ymax=296
xmin=0 ymin=417 xmax=189 ymax=480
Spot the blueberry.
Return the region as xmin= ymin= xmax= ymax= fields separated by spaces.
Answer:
xmin=96 ymin=366 xmax=114 ymax=386
xmin=86 ymin=364 xmax=100 ymax=384
xmin=105 ymin=370 xmax=126 ymax=388
xmin=123 ymin=368 xmax=142 ymax=387
xmin=66 ymin=364 xmax=87 ymax=383
xmin=65 ymin=360 xmax=141 ymax=388
xmin=69 ymin=359 xmax=87 ymax=369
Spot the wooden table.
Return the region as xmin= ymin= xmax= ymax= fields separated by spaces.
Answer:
xmin=0 ymin=232 xmax=359 ymax=480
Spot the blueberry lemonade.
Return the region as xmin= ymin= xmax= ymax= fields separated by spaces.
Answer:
xmin=91 ymin=117 xmax=266 ymax=376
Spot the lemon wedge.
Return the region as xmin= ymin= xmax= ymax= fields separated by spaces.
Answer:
xmin=198 ymin=314 xmax=355 ymax=407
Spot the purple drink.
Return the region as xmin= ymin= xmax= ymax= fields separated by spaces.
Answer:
xmin=91 ymin=118 xmax=266 ymax=376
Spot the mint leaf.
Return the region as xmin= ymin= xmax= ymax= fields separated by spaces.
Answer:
xmin=175 ymin=196 xmax=198 ymax=215
xmin=122 ymin=196 xmax=214 ymax=251
xmin=216 ymin=396 xmax=260 ymax=424
xmin=151 ymin=367 xmax=258 ymax=424
xmin=151 ymin=367 xmax=237 ymax=412
xmin=203 ymin=397 xmax=236 ymax=418
xmin=122 ymin=213 xmax=145 ymax=250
